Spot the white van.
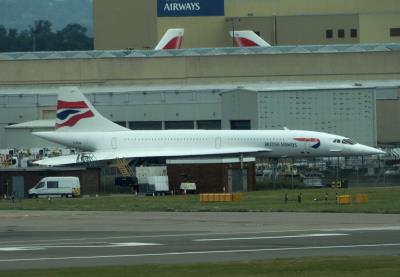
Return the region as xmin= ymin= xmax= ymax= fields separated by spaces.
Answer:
xmin=28 ymin=177 xmax=80 ymax=198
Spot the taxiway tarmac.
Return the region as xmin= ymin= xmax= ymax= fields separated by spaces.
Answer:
xmin=0 ymin=211 xmax=400 ymax=270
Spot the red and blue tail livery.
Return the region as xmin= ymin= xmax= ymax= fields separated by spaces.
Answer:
xmin=56 ymin=100 xmax=94 ymax=129
xmin=294 ymin=138 xmax=321 ymax=149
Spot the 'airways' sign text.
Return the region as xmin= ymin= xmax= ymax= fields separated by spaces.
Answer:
xmin=163 ymin=2 xmax=200 ymax=12
xmin=157 ymin=0 xmax=224 ymax=17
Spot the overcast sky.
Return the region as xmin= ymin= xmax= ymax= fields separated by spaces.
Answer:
xmin=0 ymin=0 xmax=93 ymax=36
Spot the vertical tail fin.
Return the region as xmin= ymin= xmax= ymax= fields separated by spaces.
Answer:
xmin=229 ymin=30 xmax=271 ymax=47
xmin=55 ymin=87 xmax=128 ymax=132
xmin=154 ymin=28 xmax=184 ymax=50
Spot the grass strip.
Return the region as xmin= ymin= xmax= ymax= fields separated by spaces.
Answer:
xmin=1 ymin=256 xmax=400 ymax=277
xmin=1 ymin=187 xmax=400 ymax=213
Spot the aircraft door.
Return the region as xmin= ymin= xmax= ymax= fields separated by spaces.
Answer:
xmin=304 ymin=140 xmax=311 ymax=155
xmin=296 ymin=138 xmax=311 ymax=155
xmin=302 ymin=138 xmax=320 ymax=155
xmin=111 ymin=137 xmax=118 ymax=149
xmin=12 ymin=176 xmax=24 ymax=200
xmin=215 ymin=137 xmax=221 ymax=149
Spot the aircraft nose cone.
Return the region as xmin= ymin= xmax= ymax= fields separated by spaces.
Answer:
xmin=374 ymin=149 xmax=386 ymax=155
xmin=361 ymin=145 xmax=385 ymax=155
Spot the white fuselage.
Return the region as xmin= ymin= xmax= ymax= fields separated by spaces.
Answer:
xmin=35 ymin=129 xmax=383 ymax=158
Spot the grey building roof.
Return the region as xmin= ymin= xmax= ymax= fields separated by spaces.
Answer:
xmin=0 ymin=80 xmax=399 ymax=96
xmin=0 ymin=43 xmax=399 ymax=61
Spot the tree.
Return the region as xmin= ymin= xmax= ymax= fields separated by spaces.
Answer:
xmin=7 ymin=28 xmax=19 ymax=51
xmin=0 ymin=20 xmax=93 ymax=52
xmin=29 ymin=20 xmax=56 ymax=51
xmin=0 ymin=25 xmax=7 ymax=51
xmin=30 ymin=20 xmax=52 ymax=35
xmin=56 ymin=23 xmax=93 ymax=50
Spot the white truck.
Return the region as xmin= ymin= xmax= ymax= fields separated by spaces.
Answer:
xmin=136 ymin=166 xmax=167 ymax=184
xmin=28 ymin=177 xmax=80 ymax=198
xmin=147 ymin=176 xmax=169 ymax=195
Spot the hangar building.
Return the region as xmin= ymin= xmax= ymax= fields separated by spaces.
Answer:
xmin=0 ymin=80 xmax=396 ymax=149
xmin=93 ymin=0 xmax=400 ymax=50
xmin=0 ymin=44 xmax=400 ymax=149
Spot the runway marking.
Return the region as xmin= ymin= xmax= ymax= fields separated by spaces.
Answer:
xmin=0 ymin=242 xmax=161 ymax=252
xmin=42 ymin=242 xmax=162 ymax=248
xmin=0 ymin=247 xmax=45 ymax=251
xmin=1 ymin=243 xmax=400 ymax=262
xmin=194 ymin=233 xmax=349 ymax=242
xmin=1 ymin=226 xmax=399 ymax=245
xmin=320 ymin=226 xmax=400 ymax=232
xmin=0 ymin=233 xmax=212 ymax=245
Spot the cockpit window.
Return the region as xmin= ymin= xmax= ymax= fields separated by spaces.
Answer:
xmin=333 ymin=139 xmax=340 ymax=143
xmin=342 ymin=138 xmax=356 ymax=145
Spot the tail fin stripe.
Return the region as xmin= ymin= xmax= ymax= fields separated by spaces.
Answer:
xmin=155 ymin=28 xmax=184 ymax=50
xmin=235 ymin=37 xmax=259 ymax=47
xmin=57 ymin=100 xmax=88 ymax=109
xmin=56 ymin=110 xmax=94 ymax=129
xmin=163 ymin=36 xmax=182 ymax=50
xmin=57 ymin=110 xmax=80 ymax=120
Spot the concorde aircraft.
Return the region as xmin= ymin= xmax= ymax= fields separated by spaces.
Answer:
xmin=32 ymin=87 xmax=384 ymax=166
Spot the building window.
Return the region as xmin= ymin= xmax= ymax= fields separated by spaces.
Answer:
xmin=197 ymin=120 xmax=221 ymax=130
xmin=338 ymin=29 xmax=345 ymax=38
xmin=129 ymin=121 xmax=162 ymax=130
xmin=326 ymin=29 xmax=333 ymax=39
xmin=230 ymin=120 xmax=251 ymax=130
xmin=350 ymin=29 xmax=357 ymax=38
xmin=390 ymin=28 xmax=400 ymax=37
xmin=42 ymin=110 xmax=56 ymax=119
xmin=165 ymin=121 xmax=194 ymax=130
xmin=113 ymin=121 xmax=126 ymax=127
